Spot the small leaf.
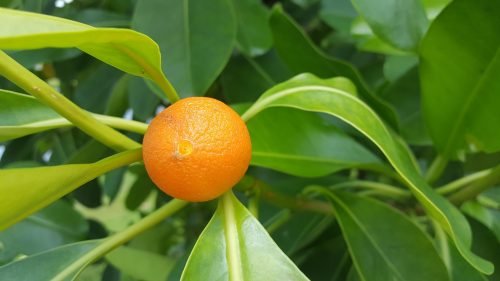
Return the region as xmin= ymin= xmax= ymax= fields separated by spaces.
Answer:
xmin=232 ymin=0 xmax=272 ymax=56
xmin=420 ymin=0 xmax=500 ymax=157
xmin=242 ymin=73 xmax=493 ymax=274
xmin=132 ymin=0 xmax=236 ymax=97
xmin=181 ymin=192 xmax=309 ymax=280
xmin=350 ymin=0 xmax=429 ymax=51
xmin=325 ymin=191 xmax=449 ymax=281
xmin=0 ymin=149 xmax=142 ymax=230
xmin=0 ymin=200 xmax=88 ymax=264
xmin=0 ymin=240 xmax=100 ymax=281
xmin=269 ymin=6 xmax=399 ymax=129
xmin=106 ymin=246 xmax=176 ymax=281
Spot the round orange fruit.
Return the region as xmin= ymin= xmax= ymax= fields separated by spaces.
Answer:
xmin=142 ymin=97 xmax=252 ymax=202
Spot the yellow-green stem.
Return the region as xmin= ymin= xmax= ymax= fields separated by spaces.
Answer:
xmin=0 ymin=50 xmax=140 ymax=151
xmin=52 ymin=199 xmax=188 ymax=281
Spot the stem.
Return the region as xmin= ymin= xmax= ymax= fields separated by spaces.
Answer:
xmin=52 ymin=199 xmax=188 ymax=281
xmin=247 ymin=191 xmax=260 ymax=218
xmin=448 ymin=166 xmax=500 ymax=205
xmin=238 ymin=177 xmax=332 ymax=215
xmin=330 ymin=180 xmax=411 ymax=198
xmin=0 ymin=50 xmax=140 ymax=151
xmin=265 ymin=209 xmax=292 ymax=234
xmin=432 ymin=219 xmax=451 ymax=271
xmin=221 ymin=192 xmax=244 ymax=281
xmin=93 ymin=114 xmax=148 ymax=134
xmin=425 ymin=155 xmax=448 ymax=184
xmin=436 ymin=168 xmax=493 ymax=195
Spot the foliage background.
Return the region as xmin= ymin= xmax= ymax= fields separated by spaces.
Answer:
xmin=0 ymin=0 xmax=499 ymax=280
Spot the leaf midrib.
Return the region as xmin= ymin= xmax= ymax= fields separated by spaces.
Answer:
xmin=332 ymin=195 xmax=406 ymax=281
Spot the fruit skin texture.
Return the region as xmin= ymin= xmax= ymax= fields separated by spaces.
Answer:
xmin=142 ymin=97 xmax=252 ymax=202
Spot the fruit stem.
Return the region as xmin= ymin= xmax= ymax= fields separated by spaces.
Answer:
xmin=221 ymin=191 xmax=244 ymax=281
xmin=52 ymin=199 xmax=188 ymax=281
xmin=0 ymin=50 xmax=140 ymax=151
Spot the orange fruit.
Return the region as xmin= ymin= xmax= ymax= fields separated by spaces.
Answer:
xmin=142 ymin=97 xmax=252 ymax=202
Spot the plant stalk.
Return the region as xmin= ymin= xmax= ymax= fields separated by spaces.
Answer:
xmin=425 ymin=155 xmax=448 ymax=184
xmin=0 ymin=50 xmax=140 ymax=151
xmin=448 ymin=166 xmax=500 ymax=205
xmin=52 ymin=199 xmax=188 ymax=281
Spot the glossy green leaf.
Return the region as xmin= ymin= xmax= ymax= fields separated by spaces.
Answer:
xmin=0 ymin=240 xmax=100 ymax=281
xmin=232 ymin=0 xmax=272 ymax=56
xmin=128 ymin=77 xmax=160 ymax=122
xmin=0 ymin=90 xmax=147 ymax=141
xmin=350 ymin=0 xmax=428 ymax=51
xmin=0 ymin=8 xmax=172 ymax=93
xmin=324 ymin=191 xmax=449 ymax=281
xmin=269 ymin=6 xmax=399 ymax=129
xmin=420 ymin=0 xmax=500 ymax=157
xmin=132 ymin=0 xmax=236 ymax=97
xmin=380 ymin=67 xmax=430 ymax=145
xmin=462 ymin=201 xmax=500 ymax=242
xmin=247 ymin=107 xmax=383 ymax=177
xmin=181 ymin=192 xmax=309 ymax=280
xmin=0 ymin=200 xmax=88 ymax=264
xmin=350 ymin=17 xmax=412 ymax=56
xmin=0 ymin=149 xmax=142 ymax=230
xmin=106 ymin=246 xmax=176 ymax=281
xmin=241 ymin=73 xmax=493 ymax=273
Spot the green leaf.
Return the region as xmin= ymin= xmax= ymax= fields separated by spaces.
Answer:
xmin=0 ymin=90 xmax=147 ymax=142
xmin=324 ymin=191 xmax=449 ymax=281
xmin=350 ymin=0 xmax=429 ymax=52
xmin=232 ymin=0 xmax=272 ymax=56
xmin=247 ymin=107 xmax=383 ymax=177
xmin=420 ymin=0 xmax=500 ymax=157
xmin=0 ymin=200 xmax=88 ymax=264
xmin=269 ymin=6 xmax=399 ymax=129
xmin=241 ymin=73 xmax=493 ymax=274
xmin=128 ymin=77 xmax=160 ymax=122
xmin=462 ymin=201 xmax=500 ymax=242
xmin=0 ymin=7 xmax=175 ymax=100
xmin=106 ymin=246 xmax=176 ymax=281
xmin=0 ymin=240 xmax=100 ymax=281
xmin=132 ymin=0 xmax=236 ymax=97
xmin=0 ymin=149 xmax=142 ymax=230
xmin=380 ymin=67 xmax=431 ymax=145
xmin=181 ymin=192 xmax=309 ymax=280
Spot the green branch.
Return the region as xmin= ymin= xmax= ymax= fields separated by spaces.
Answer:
xmin=425 ymin=155 xmax=448 ymax=184
xmin=52 ymin=199 xmax=188 ymax=281
xmin=448 ymin=166 xmax=500 ymax=205
xmin=0 ymin=50 xmax=140 ymax=151
xmin=330 ymin=180 xmax=411 ymax=199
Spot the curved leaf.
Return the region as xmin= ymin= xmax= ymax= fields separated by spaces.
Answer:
xmin=0 ymin=90 xmax=147 ymax=141
xmin=0 ymin=200 xmax=88 ymax=264
xmin=325 ymin=191 xmax=449 ymax=281
xmin=269 ymin=6 xmax=399 ymax=129
xmin=132 ymin=0 xmax=236 ymax=97
xmin=350 ymin=0 xmax=429 ymax=52
xmin=181 ymin=192 xmax=309 ymax=280
xmin=0 ymin=240 xmax=100 ymax=281
xmin=247 ymin=107 xmax=383 ymax=177
xmin=0 ymin=149 xmax=142 ymax=230
xmin=232 ymin=0 xmax=272 ymax=56
xmin=420 ymin=0 xmax=500 ymax=157
xmin=241 ymin=73 xmax=493 ymax=274
xmin=0 ymin=7 xmax=175 ymax=101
